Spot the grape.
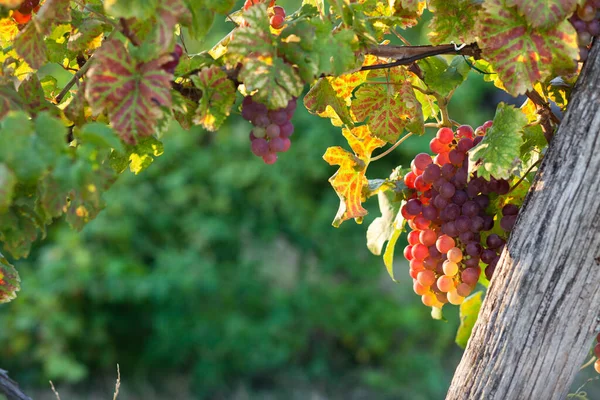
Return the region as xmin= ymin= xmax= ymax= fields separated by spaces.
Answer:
xmin=251 ymin=137 xmax=271 ymax=157
xmin=279 ymin=121 xmax=294 ymax=138
xmin=462 ymin=201 xmax=480 ymax=217
xmin=410 ymin=259 xmax=425 ymax=272
xmin=430 ymin=138 xmax=450 ymax=154
xmin=435 ymin=292 xmax=449 ymax=305
xmin=441 ymin=163 xmax=456 ymax=179
xmin=414 ymin=153 xmax=433 ymax=170
xmin=448 ymin=149 xmax=465 ymax=166
xmin=473 ymin=136 xmax=484 ymax=146
xmin=18 ymin=0 xmax=40 ymax=14
xmin=414 ymin=215 xmax=431 ymax=230
xmin=420 ymin=229 xmax=437 ymax=246
xmin=588 ymin=19 xmax=600 ymax=36
xmin=408 ymin=230 xmax=421 ymax=245
xmin=262 ymin=152 xmax=278 ymax=164
xmin=441 ymin=221 xmax=459 ymax=238
xmin=578 ymin=3 xmax=597 ymax=21
xmin=452 ymin=190 xmax=468 ymax=206
xmin=447 ymin=290 xmax=464 ymax=305
xmin=474 ymin=194 xmax=490 ymax=210
xmin=485 ymin=264 xmax=496 ymax=280
xmin=594 ymin=343 xmax=600 ymax=358
xmin=453 ymin=168 xmax=468 ymax=187
xmin=482 ymin=215 xmax=494 ymax=231
xmin=440 ymin=182 xmax=456 ymax=198
xmin=422 ymin=293 xmax=436 ymax=307
xmin=435 ymin=152 xmax=451 ymax=165
xmin=436 ymin=235 xmax=455 ymax=253
xmin=461 ymin=267 xmax=480 ymax=285
xmin=455 ymin=216 xmax=472 ymax=233
xmin=422 ymin=205 xmax=438 ymax=221
xmin=252 ymin=126 xmax=267 ymax=139
xmin=442 ymin=203 xmax=460 ymax=221
xmin=595 ymin=359 xmax=600 ymax=374
xmin=424 ymin=257 xmax=438 ymax=270
xmin=457 ymin=138 xmax=474 ymax=152
xmin=466 ymin=242 xmax=482 ymax=256
xmin=496 ymin=179 xmax=510 ymax=194
xmin=456 ymin=282 xmax=472 ymax=297
xmin=266 ymin=124 xmax=281 ymax=138
xmin=254 ymin=114 xmax=270 ymax=127
xmin=486 ymin=234 xmax=503 ymax=249
xmin=502 ymin=204 xmax=519 ymax=216
xmin=404 ymin=245 xmax=414 ymax=261
xmin=437 ymin=275 xmax=454 ymax=292
xmin=481 ymin=249 xmax=497 ymax=264
xmin=414 ymin=175 xmax=432 ymax=192
xmin=404 ymin=171 xmax=417 ymax=189
xmin=465 ymin=257 xmax=480 ymax=268
xmin=269 ymin=137 xmax=287 ymax=153
xmin=459 ymin=231 xmax=475 ymax=243
xmin=456 ymin=125 xmax=474 ymax=139
xmin=270 ymin=14 xmax=285 ymax=29
xmin=447 ymin=247 xmax=463 ymax=263
xmin=417 ymin=270 xmax=436 ymax=287
xmin=422 ymin=163 xmax=441 ymax=183
xmin=413 ymin=280 xmax=428 ymax=296
xmin=500 ymin=215 xmax=517 ymax=231
xmin=443 ymin=260 xmax=459 ymax=276
xmin=433 ymin=195 xmax=448 ymax=209
xmin=405 ymin=199 xmax=423 ymax=216
xmin=436 ymin=127 xmax=454 ymax=144
xmin=412 ymin=244 xmax=429 ymax=260
xmin=273 ymin=6 xmax=286 ymax=16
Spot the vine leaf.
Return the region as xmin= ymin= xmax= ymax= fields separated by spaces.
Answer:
xmin=419 ymin=56 xmax=470 ymax=98
xmin=428 ymin=0 xmax=481 ymax=45
xmin=181 ymin=0 xmax=215 ymax=40
xmin=239 ymin=57 xmax=304 ymax=110
xmin=0 ymin=252 xmax=20 ymax=304
xmin=469 ymin=103 xmax=527 ymax=180
xmin=0 ymin=163 xmax=16 ymax=212
xmin=191 ymin=66 xmax=236 ymax=132
xmin=456 ymin=291 xmax=483 ymax=348
xmin=505 ymin=0 xmax=578 ymax=28
xmin=85 ymin=39 xmax=173 ymax=144
xmin=324 ymin=125 xmax=385 ymax=227
xmin=67 ymin=19 xmax=106 ymax=52
xmin=34 ymin=0 xmax=71 ymax=34
xmin=14 ymin=23 xmax=47 ymax=69
xmin=304 ymin=78 xmax=354 ymax=127
xmin=109 ymin=136 xmax=164 ymax=174
xmin=18 ymin=74 xmax=58 ymax=116
xmin=227 ymin=3 xmax=273 ymax=62
xmin=477 ymin=0 xmax=578 ymax=96
xmin=103 ymin=0 xmax=159 ymax=20
xmin=154 ymin=0 xmax=188 ymax=52
xmin=352 ymin=68 xmax=423 ymax=143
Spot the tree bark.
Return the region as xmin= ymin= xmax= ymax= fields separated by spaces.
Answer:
xmin=446 ymin=42 xmax=600 ymax=399
xmin=0 ymin=369 xmax=32 ymax=400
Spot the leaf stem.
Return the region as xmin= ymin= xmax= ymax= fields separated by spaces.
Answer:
xmin=371 ymin=132 xmax=414 ymax=162
xmin=509 ymin=158 xmax=542 ymax=193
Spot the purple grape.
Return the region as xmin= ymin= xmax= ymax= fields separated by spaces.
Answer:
xmin=588 ymin=20 xmax=600 ymax=36
xmin=406 ymin=199 xmax=423 ymax=216
xmin=466 ymin=242 xmax=482 ymax=256
xmin=422 ymin=205 xmax=438 ymax=221
xmin=432 ymin=178 xmax=447 ymax=191
xmin=449 ymin=149 xmax=465 ymax=166
xmin=481 ymin=249 xmax=497 ymax=264
xmin=424 ymin=257 xmax=438 ymax=270
xmin=268 ymin=110 xmax=288 ymax=125
xmin=502 ymin=204 xmax=519 ymax=216
xmin=473 ymin=136 xmax=484 ymax=146
xmin=486 ymin=234 xmax=503 ymax=249
xmin=485 ymin=264 xmax=495 ymax=280
xmin=465 ymin=257 xmax=480 ymax=268
xmin=422 ymin=189 xmax=433 ymax=199
xmin=433 ymin=195 xmax=448 ymax=209
xmin=482 ymin=215 xmax=494 ymax=231
xmin=422 ymin=163 xmax=441 ymax=183
xmin=471 ymin=216 xmax=485 ymax=232
xmin=251 ymin=138 xmax=270 ymax=157
xmin=441 ymin=163 xmax=456 ymax=179
xmin=474 ymin=194 xmax=489 ymax=210
xmin=500 ymin=215 xmax=517 ymax=231
xmin=442 ymin=221 xmax=459 ymax=237
xmin=254 ymin=114 xmax=270 ymax=128
xmin=442 ymin=203 xmax=460 ymax=221
xmin=414 ymin=153 xmax=433 ymax=171
xmin=453 ymin=168 xmax=468 ymax=187
xmin=266 ymin=124 xmax=281 ymax=139
xmin=279 ymin=121 xmax=294 ymax=138
xmin=262 ymin=152 xmax=278 ymax=164
xmin=428 ymin=246 xmax=441 ymax=259
xmin=269 ymin=137 xmax=287 ymax=152
xmin=457 ymin=138 xmax=474 ymax=152
xmin=440 ymin=182 xmax=456 ymax=198
xmin=462 ymin=201 xmax=480 ymax=217
xmin=496 ymin=179 xmax=510 ymax=194
xmin=459 ymin=231 xmax=475 ymax=243
xmin=452 ymin=190 xmax=468 ymax=206
xmin=455 ymin=216 xmax=472 ymax=233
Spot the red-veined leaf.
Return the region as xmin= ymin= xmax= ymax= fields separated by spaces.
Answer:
xmin=505 ymin=0 xmax=578 ymax=28
xmin=14 ymin=23 xmax=47 ymax=69
xmin=192 ymin=66 xmax=236 ymax=131
xmin=85 ymin=39 xmax=173 ymax=144
xmin=0 ymin=252 xmax=19 ymax=303
xmin=155 ymin=0 xmax=188 ymax=52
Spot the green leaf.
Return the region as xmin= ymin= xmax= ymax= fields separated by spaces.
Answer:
xmin=78 ymin=123 xmax=125 ymax=153
xmin=505 ymin=0 xmax=578 ymax=28
xmin=0 ymin=253 xmax=20 ymax=303
xmin=312 ymin=24 xmax=357 ymax=76
xmin=469 ymin=103 xmax=527 ymax=180
xmin=204 ymin=0 xmax=235 ymax=13
xmin=304 ymin=78 xmax=354 ymax=127
xmin=239 ymin=57 xmax=304 ymax=110
xmin=34 ymin=112 xmax=67 ymax=165
xmin=456 ymin=291 xmax=483 ymax=348
xmin=366 ymin=190 xmax=401 ymax=256
xmin=520 ymin=124 xmax=547 ymax=165
xmin=85 ymin=39 xmax=173 ymax=144
xmin=351 ymin=68 xmax=423 ymax=143
xmin=109 ymin=136 xmax=164 ymax=175
xmin=428 ymin=0 xmax=481 ymax=45
xmin=419 ymin=56 xmax=470 ymax=98
xmin=381 ymin=200 xmax=406 ymax=282
xmin=0 ymin=112 xmax=46 ymax=183
xmin=477 ymin=0 xmax=578 ymax=96
xmin=67 ymin=18 xmax=106 ymax=52
xmin=182 ymin=0 xmax=215 ymax=40
xmin=104 ymin=0 xmax=159 ymax=20
xmin=0 ymin=163 xmax=16 ymax=212
xmin=191 ymin=66 xmax=236 ymax=131
xmin=18 ymin=74 xmax=59 ymax=117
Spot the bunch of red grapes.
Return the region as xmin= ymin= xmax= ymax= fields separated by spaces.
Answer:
xmin=11 ymin=0 xmax=40 ymax=25
xmin=243 ymin=0 xmax=286 ymax=29
xmin=569 ymin=0 xmax=600 ymax=61
xmin=402 ymin=122 xmax=520 ymax=309
xmin=242 ymin=96 xmax=296 ymax=164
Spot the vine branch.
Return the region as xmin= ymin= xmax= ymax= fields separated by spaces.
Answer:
xmin=0 ymin=369 xmax=33 ymax=400
xmin=525 ymin=89 xmax=561 ymax=142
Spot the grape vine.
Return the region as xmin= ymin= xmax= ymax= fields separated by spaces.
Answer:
xmin=0 ymin=0 xmax=598 ymax=378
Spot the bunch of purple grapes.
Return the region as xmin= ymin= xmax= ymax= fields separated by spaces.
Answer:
xmin=241 ymin=96 xmax=296 ymax=164
xmin=569 ymin=0 xmax=600 ymax=61
xmin=402 ymin=124 xmax=522 ymax=309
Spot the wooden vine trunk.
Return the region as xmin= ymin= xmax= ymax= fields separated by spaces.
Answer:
xmin=446 ymin=42 xmax=600 ymax=399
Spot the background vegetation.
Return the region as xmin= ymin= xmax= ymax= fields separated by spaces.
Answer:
xmin=0 ymin=1 xmax=598 ymax=399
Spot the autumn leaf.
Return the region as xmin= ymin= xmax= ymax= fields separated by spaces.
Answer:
xmin=0 ymin=252 xmax=20 ymax=303
xmin=324 ymin=125 xmax=385 ymax=227
xmin=85 ymin=39 xmax=173 ymax=144
xmin=428 ymin=0 xmax=481 ymax=45
xmin=505 ymin=0 xmax=578 ymax=29
xmin=191 ymin=66 xmax=236 ymax=131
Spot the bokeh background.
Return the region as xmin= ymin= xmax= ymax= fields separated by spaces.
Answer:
xmin=1 ymin=2 xmax=598 ymax=399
